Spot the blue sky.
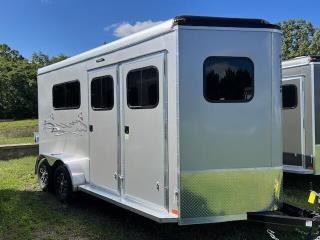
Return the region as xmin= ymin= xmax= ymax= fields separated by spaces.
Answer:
xmin=1 ymin=0 xmax=319 ymax=59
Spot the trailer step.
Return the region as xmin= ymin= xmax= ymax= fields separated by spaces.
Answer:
xmin=283 ymin=165 xmax=314 ymax=174
xmin=78 ymin=184 xmax=178 ymax=223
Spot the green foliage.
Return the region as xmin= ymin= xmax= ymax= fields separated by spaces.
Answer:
xmin=31 ymin=51 xmax=68 ymax=66
xmin=280 ymin=19 xmax=320 ymax=60
xmin=0 ymin=44 xmax=24 ymax=61
xmin=0 ymin=58 xmax=38 ymax=119
xmin=311 ymin=30 xmax=320 ymax=55
xmin=0 ymin=45 xmax=68 ymax=119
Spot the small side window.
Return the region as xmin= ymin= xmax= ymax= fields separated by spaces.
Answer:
xmin=203 ymin=56 xmax=254 ymax=102
xmin=53 ymin=81 xmax=80 ymax=110
xmin=127 ymin=66 xmax=159 ymax=109
xmin=282 ymin=84 xmax=298 ymax=109
xmin=91 ymin=76 xmax=114 ymax=110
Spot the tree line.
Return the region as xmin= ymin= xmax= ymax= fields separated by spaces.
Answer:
xmin=1 ymin=19 xmax=320 ymax=119
xmin=0 ymin=44 xmax=67 ymax=119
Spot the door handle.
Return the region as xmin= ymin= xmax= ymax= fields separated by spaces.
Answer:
xmin=124 ymin=126 xmax=129 ymax=134
xmin=89 ymin=125 xmax=93 ymax=132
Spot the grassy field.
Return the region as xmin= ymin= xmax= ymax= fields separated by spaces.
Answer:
xmin=0 ymin=156 xmax=317 ymax=240
xmin=0 ymin=119 xmax=38 ymax=145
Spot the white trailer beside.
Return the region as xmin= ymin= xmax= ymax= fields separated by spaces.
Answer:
xmin=36 ymin=15 xmax=282 ymax=225
xmin=282 ymin=56 xmax=320 ymax=174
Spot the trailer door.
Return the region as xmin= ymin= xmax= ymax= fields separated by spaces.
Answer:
xmin=88 ymin=66 xmax=119 ymax=195
xmin=282 ymin=76 xmax=305 ymax=168
xmin=120 ymin=53 xmax=167 ymax=209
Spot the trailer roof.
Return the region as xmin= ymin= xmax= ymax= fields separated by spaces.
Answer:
xmin=282 ymin=56 xmax=320 ymax=68
xmin=38 ymin=15 xmax=280 ymax=75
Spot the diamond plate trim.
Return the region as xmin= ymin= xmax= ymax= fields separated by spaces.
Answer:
xmin=180 ymin=168 xmax=282 ymax=219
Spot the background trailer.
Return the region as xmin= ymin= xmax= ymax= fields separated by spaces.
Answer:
xmin=36 ymin=16 xmax=282 ymax=225
xmin=282 ymin=56 xmax=320 ymax=175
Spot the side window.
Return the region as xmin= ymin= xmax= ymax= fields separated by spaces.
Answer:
xmin=52 ymin=81 xmax=80 ymax=109
xmin=127 ymin=66 xmax=159 ymax=109
xmin=203 ymin=56 xmax=254 ymax=102
xmin=282 ymin=84 xmax=298 ymax=109
xmin=91 ymin=76 xmax=114 ymax=110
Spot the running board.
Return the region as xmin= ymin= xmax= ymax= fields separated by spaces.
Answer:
xmin=78 ymin=184 xmax=178 ymax=223
xmin=248 ymin=203 xmax=320 ymax=227
xmin=283 ymin=165 xmax=314 ymax=174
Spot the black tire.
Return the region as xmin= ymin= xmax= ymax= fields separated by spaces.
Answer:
xmin=37 ymin=159 xmax=52 ymax=192
xmin=53 ymin=165 xmax=73 ymax=202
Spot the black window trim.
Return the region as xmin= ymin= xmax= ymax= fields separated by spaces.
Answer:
xmin=52 ymin=80 xmax=81 ymax=110
xmin=91 ymin=75 xmax=114 ymax=111
xmin=126 ymin=65 xmax=160 ymax=110
xmin=203 ymin=56 xmax=255 ymax=103
xmin=282 ymin=84 xmax=298 ymax=110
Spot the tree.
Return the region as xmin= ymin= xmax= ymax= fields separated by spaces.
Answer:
xmin=0 ymin=57 xmax=38 ymax=119
xmin=0 ymin=44 xmax=24 ymax=61
xmin=0 ymin=44 xmax=68 ymax=119
xmin=310 ymin=30 xmax=320 ymax=56
xmin=50 ymin=54 xmax=68 ymax=64
xmin=31 ymin=52 xmax=68 ymax=66
xmin=31 ymin=51 xmax=50 ymax=65
xmin=280 ymin=19 xmax=320 ymax=60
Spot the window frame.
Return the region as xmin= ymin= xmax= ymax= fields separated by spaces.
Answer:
xmin=52 ymin=80 xmax=81 ymax=110
xmin=282 ymin=84 xmax=298 ymax=110
xmin=90 ymin=75 xmax=114 ymax=111
xmin=203 ymin=56 xmax=255 ymax=103
xmin=126 ymin=65 xmax=160 ymax=110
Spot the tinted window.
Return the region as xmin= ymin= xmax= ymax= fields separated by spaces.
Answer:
xmin=91 ymin=76 xmax=114 ymax=110
xmin=53 ymin=81 xmax=80 ymax=109
xmin=282 ymin=84 xmax=298 ymax=109
xmin=204 ymin=57 xmax=254 ymax=102
xmin=127 ymin=66 xmax=159 ymax=109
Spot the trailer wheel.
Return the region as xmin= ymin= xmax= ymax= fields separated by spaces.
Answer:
xmin=54 ymin=165 xmax=73 ymax=202
xmin=37 ymin=159 xmax=52 ymax=192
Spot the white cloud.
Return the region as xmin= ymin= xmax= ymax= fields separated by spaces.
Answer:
xmin=104 ymin=20 xmax=164 ymax=38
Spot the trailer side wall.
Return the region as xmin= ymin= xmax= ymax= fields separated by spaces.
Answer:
xmin=282 ymin=65 xmax=314 ymax=171
xmin=178 ymin=27 xmax=282 ymax=224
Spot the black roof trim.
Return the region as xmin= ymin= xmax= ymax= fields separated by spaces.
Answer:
xmin=173 ymin=15 xmax=281 ymax=30
xmin=309 ymin=56 xmax=320 ymax=62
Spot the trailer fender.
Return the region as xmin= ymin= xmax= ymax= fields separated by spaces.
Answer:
xmin=37 ymin=153 xmax=88 ymax=189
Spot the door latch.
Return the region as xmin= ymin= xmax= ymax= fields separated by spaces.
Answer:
xmin=124 ymin=126 xmax=129 ymax=134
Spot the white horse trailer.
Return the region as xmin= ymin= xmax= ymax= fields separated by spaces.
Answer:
xmin=36 ymin=16 xmax=282 ymax=225
xmin=282 ymin=56 xmax=320 ymax=174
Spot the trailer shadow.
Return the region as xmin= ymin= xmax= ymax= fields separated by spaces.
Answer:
xmin=0 ymin=188 xmax=312 ymax=240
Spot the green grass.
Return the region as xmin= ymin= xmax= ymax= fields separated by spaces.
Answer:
xmin=0 ymin=119 xmax=38 ymax=131
xmin=0 ymin=156 xmax=315 ymax=240
xmin=0 ymin=137 xmax=34 ymax=145
xmin=0 ymin=119 xmax=37 ymax=145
